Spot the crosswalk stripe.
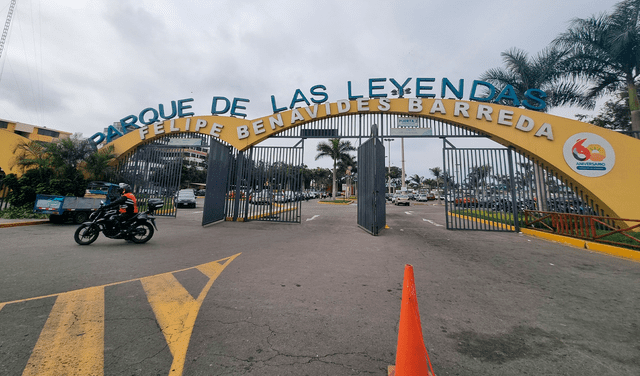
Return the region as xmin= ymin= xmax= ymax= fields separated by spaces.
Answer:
xmin=22 ymin=286 xmax=105 ymax=376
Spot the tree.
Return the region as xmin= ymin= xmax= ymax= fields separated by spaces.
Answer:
xmin=81 ymin=145 xmax=117 ymax=181
xmin=576 ymin=92 xmax=632 ymax=130
xmin=315 ymin=139 xmax=356 ymax=199
xmin=429 ymin=167 xmax=443 ymax=196
xmin=408 ymin=174 xmax=423 ymax=190
xmin=480 ymin=47 xmax=593 ymax=110
xmin=553 ymin=0 xmax=640 ymax=133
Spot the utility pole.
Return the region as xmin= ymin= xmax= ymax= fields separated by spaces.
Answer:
xmin=401 ymin=138 xmax=406 ymax=191
xmin=384 ymin=138 xmax=394 ymax=193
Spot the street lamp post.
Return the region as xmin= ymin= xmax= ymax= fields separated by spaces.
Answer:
xmin=401 ymin=138 xmax=406 ymax=191
xmin=383 ymin=138 xmax=394 ymax=193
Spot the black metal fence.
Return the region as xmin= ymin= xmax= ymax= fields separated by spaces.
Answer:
xmin=0 ymin=179 xmax=10 ymax=211
xmin=443 ymin=140 xmax=605 ymax=232
xmin=224 ymin=144 xmax=304 ymax=223
xmin=357 ymin=136 xmax=386 ymax=235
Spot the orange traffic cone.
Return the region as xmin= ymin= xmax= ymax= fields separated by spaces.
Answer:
xmin=391 ymin=264 xmax=435 ymax=376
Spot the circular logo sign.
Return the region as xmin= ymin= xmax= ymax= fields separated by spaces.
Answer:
xmin=563 ymin=132 xmax=615 ymax=177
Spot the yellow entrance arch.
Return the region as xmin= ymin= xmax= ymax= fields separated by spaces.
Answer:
xmin=106 ymin=98 xmax=640 ymax=221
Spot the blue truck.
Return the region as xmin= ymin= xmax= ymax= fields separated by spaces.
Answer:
xmin=33 ymin=182 xmax=120 ymax=224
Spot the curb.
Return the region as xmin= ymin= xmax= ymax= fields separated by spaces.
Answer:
xmin=0 ymin=220 xmax=49 ymax=228
xmin=520 ymin=228 xmax=640 ymax=263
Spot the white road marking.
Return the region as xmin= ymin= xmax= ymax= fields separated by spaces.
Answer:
xmin=306 ymin=215 xmax=320 ymax=221
xmin=405 ymin=211 xmax=414 ymax=215
xmin=423 ymin=219 xmax=444 ymax=227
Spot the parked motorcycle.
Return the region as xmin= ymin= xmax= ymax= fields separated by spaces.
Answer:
xmin=74 ymin=199 xmax=164 ymax=245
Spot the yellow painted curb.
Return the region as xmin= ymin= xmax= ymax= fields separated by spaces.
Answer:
xmin=318 ymin=200 xmax=354 ymax=205
xmin=0 ymin=220 xmax=49 ymax=228
xmin=520 ymin=228 xmax=640 ymax=263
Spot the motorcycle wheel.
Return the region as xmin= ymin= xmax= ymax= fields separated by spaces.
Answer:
xmin=129 ymin=222 xmax=154 ymax=244
xmin=74 ymin=224 xmax=99 ymax=245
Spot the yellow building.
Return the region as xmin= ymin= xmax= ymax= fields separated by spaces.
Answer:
xmin=0 ymin=119 xmax=72 ymax=176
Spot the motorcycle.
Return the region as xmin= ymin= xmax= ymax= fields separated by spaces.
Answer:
xmin=74 ymin=199 xmax=164 ymax=245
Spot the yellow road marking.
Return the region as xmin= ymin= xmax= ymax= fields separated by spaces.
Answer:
xmin=0 ymin=253 xmax=241 ymax=376
xmin=22 ymin=286 xmax=104 ymax=376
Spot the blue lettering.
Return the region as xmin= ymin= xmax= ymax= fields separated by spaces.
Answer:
xmin=289 ymin=89 xmax=310 ymax=108
xmin=231 ymin=98 xmax=250 ymax=117
xmin=369 ymin=78 xmax=387 ymax=98
xmin=119 ymin=115 xmax=139 ymax=134
xmin=271 ymin=95 xmax=287 ymax=113
xmin=159 ymin=101 xmax=177 ymax=119
xmin=494 ymin=85 xmax=520 ymax=107
xmin=105 ymin=125 xmax=123 ymax=143
xmin=470 ymin=80 xmax=496 ymax=102
xmin=310 ymin=85 xmax=328 ymax=104
xmin=347 ymin=81 xmax=363 ymax=100
xmin=211 ymin=97 xmax=231 ymax=115
xmin=88 ymin=132 xmax=105 ymax=145
xmin=139 ymin=107 xmax=159 ymax=125
xmin=415 ymin=78 xmax=436 ymax=98
xmin=441 ymin=78 xmax=464 ymax=99
xmin=177 ymin=98 xmax=195 ymax=117
xmin=390 ymin=78 xmax=411 ymax=97
xmin=523 ymin=89 xmax=547 ymax=111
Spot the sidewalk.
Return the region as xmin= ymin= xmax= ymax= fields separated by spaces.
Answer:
xmin=0 ymin=218 xmax=50 ymax=228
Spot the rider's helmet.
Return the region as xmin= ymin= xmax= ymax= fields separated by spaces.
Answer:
xmin=118 ymin=183 xmax=132 ymax=194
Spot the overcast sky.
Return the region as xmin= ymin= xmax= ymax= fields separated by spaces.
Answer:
xmin=0 ymin=0 xmax=622 ymax=179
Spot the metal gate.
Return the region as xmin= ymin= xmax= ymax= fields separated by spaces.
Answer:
xmin=443 ymin=143 xmax=520 ymax=231
xmin=115 ymin=144 xmax=183 ymax=217
xmin=357 ymin=136 xmax=386 ymax=235
xmin=224 ymin=143 xmax=304 ymax=223
xmin=202 ymin=139 xmax=232 ymax=226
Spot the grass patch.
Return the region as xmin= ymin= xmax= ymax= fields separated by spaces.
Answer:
xmin=0 ymin=205 xmax=48 ymax=219
xmin=319 ymin=199 xmax=352 ymax=204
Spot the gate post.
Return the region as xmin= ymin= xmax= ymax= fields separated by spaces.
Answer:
xmin=507 ymin=148 xmax=520 ymax=232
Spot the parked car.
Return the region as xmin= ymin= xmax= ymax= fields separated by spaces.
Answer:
xmin=395 ymin=194 xmax=411 ymax=206
xmin=195 ymin=189 xmax=206 ymax=196
xmin=175 ymin=189 xmax=197 ymax=208
xmin=416 ymin=193 xmax=429 ymax=202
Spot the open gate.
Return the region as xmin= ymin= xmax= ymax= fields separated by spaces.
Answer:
xmin=115 ymin=144 xmax=184 ymax=217
xmin=222 ymin=142 xmax=304 ymax=223
xmin=357 ymin=135 xmax=386 ymax=235
xmin=443 ymin=142 xmax=520 ymax=232
xmin=202 ymin=139 xmax=232 ymax=226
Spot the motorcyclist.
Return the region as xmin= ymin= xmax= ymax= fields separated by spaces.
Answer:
xmin=106 ymin=183 xmax=138 ymax=232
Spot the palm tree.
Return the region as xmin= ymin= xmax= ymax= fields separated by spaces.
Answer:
xmin=409 ymin=174 xmax=423 ymax=190
xmin=315 ymin=139 xmax=356 ymax=200
xmin=429 ymin=166 xmax=443 ymax=198
xmin=11 ymin=140 xmax=52 ymax=173
xmin=81 ymin=145 xmax=117 ymax=181
xmin=553 ymin=0 xmax=640 ymax=132
xmin=481 ymin=47 xmax=594 ymax=110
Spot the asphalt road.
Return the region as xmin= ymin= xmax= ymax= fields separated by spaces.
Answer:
xmin=0 ymin=200 xmax=639 ymax=375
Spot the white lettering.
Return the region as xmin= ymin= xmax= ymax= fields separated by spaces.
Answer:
xmin=139 ymin=125 xmax=149 ymax=139
xmin=269 ymin=114 xmax=284 ymax=129
xmin=409 ymin=98 xmax=423 ymax=113
xmin=534 ymin=123 xmax=554 ymax=140
xmin=170 ymin=119 xmax=179 ymax=132
xmin=378 ymin=98 xmax=391 ymax=111
xmin=515 ymin=115 xmax=535 ymax=132
xmin=324 ymin=102 xmax=332 ymax=115
xmin=454 ymin=102 xmax=470 ymax=118
xmin=290 ymin=108 xmax=305 ymax=123
xmin=195 ymin=119 xmax=207 ymax=131
xmin=252 ymin=120 xmax=265 ymax=135
xmin=210 ymin=123 xmax=223 ymax=137
xmin=498 ymin=110 xmax=513 ymax=126
xmin=429 ymin=99 xmax=446 ymax=114
xmin=477 ymin=105 xmax=493 ymax=121
xmin=185 ymin=118 xmax=191 ymax=131
xmin=305 ymin=106 xmax=319 ymax=119
xmin=153 ymin=122 xmax=164 ymax=135
xmin=357 ymin=98 xmax=370 ymax=111
xmin=337 ymin=99 xmax=350 ymax=113
xmin=237 ymin=125 xmax=250 ymax=139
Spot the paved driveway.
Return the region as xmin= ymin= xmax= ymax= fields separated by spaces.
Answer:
xmin=0 ymin=201 xmax=639 ymax=375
